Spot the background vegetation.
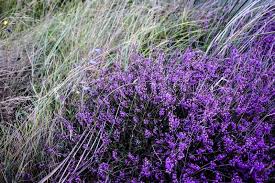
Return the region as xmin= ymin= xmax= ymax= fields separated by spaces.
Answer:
xmin=0 ymin=0 xmax=274 ymax=182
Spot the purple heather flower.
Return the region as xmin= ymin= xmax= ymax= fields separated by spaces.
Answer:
xmin=112 ymin=150 xmax=118 ymax=161
xmin=98 ymin=162 xmax=109 ymax=179
xmin=43 ymin=25 xmax=274 ymax=182
xmin=141 ymin=158 xmax=151 ymax=177
xmin=165 ymin=157 xmax=174 ymax=174
xmin=168 ymin=113 xmax=180 ymax=130
xmin=144 ymin=129 xmax=152 ymax=138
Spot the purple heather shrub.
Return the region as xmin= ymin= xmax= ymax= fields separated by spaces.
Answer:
xmin=41 ymin=21 xmax=274 ymax=182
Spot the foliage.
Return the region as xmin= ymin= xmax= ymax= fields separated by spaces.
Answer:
xmin=0 ymin=0 xmax=274 ymax=182
xmin=43 ymin=29 xmax=274 ymax=181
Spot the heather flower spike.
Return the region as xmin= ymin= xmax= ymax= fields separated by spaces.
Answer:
xmin=41 ymin=20 xmax=274 ymax=182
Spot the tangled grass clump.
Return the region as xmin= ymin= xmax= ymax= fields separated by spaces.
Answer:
xmin=43 ymin=41 xmax=274 ymax=182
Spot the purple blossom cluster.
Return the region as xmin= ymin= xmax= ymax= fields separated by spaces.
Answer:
xmin=46 ymin=41 xmax=274 ymax=182
xmin=32 ymin=19 xmax=275 ymax=183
